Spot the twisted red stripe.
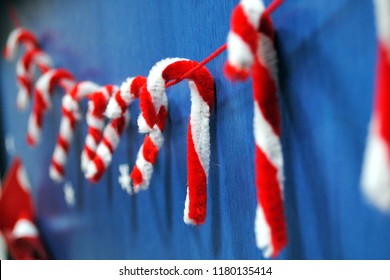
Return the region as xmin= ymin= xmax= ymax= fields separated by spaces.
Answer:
xmin=187 ymin=121 xmax=207 ymax=224
xmin=377 ymin=43 xmax=390 ymax=156
xmin=50 ymin=159 xmax=65 ymax=177
xmin=88 ymin=115 xmax=127 ymax=182
xmin=114 ymin=92 xmax=128 ymax=114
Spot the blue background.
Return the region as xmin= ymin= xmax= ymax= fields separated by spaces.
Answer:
xmin=1 ymin=0 xmax=390 ymax=259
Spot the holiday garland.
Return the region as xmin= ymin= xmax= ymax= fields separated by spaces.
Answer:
xmin=3 ymin=0 xmax=290 ymax=258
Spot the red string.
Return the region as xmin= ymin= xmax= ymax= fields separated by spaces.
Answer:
xmin=165 ymin=0 xmax=284 ymax=88
xmin=165 ymin=44 xmax=227 ymax=88
xmin=264 ymin=0 xmax=284 ymax=17
xmin=6 ymin=2 xmax=22 ymax=28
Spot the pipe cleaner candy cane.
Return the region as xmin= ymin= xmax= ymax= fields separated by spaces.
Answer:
xmin=15 ymin=49 xmax=52 ymax=110
xmin=224 ymin=0 xmax=287 ymax=258
xmin=85 ymin=112 xmax=129 ymax=183
xmin=130 ymin=95 xmax=168 ymax=193
xmin=138 ymin=58 xmax=214 ymax=225
xmin=50 ymin=81 xmax=101 ymax=182
xmin=361 ymin=0 xmax=390 ymax=211
xmin=3 ymin=28 xmax=39 ymax=61
xmin=80 ymin=85 xmax=118 ymax=176
xmin=27 ymin=69 xmax=75 ymax=146
xmin=106 ymin=76 xmax=168 ymax=193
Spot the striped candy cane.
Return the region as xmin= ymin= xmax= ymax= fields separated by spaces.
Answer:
xmin=130 ymin=95 xmax=168 ymax=193
xmin=138 ymin=58 xmax=214 ymax=225
xmin=106 ymin=76 xmax=168 ymax=193
xmin=85 ymin=113 xmax=129 ymax=182
xmin=50 ymin=81 xmax=100 ymax=182
xmin=224 ymin=0 xmax=287 ymax=258
xmin=81 ymin=85 xmax=118 ymax=175
xmin=361 ymin=0 xmax=390 ymax=211
xmin=3 ymin=28 xmax=39 ymax=61
xmin=27 ymin=69 xmax=75 ymax=146
xmin=15 ymin=49 xmax=52 ymax=110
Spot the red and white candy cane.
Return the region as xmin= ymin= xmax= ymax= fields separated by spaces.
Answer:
xmin=361 ymin=0 xmax=390 ymax=211
xmin=138 ymin=58 xmax=214 ymax=225
xmin=27 ymin=69 xmax=75 ymax=146
xmin=85 ymin=112 xmax=129 ymax=183
xmin=3 ymin=28 xmax=39 ymax=61
xmin=130 ymin=95 xmax=168 ymax=193
xmin=15 ymin=49 xmax=52 ymax=110
xmin=80 ymin=85 xmax=118 ymax=176
xmin=224 ymin=0 xmax=287 ymax=258
xmin=50 ymin=81 xmax=100 ymax=182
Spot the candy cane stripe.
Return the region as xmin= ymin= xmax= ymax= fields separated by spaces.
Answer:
xmin=361 ymin=0 xmax=390 ymax=211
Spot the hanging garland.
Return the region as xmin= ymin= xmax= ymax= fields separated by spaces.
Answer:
xmin=3 ymin=0 xmax=287 ymax=258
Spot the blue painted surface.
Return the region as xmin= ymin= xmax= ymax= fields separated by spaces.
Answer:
xmin=0 ymin=0 xmax=389 ymax=259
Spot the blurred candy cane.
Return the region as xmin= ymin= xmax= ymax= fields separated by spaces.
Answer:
xmin=361 ymin=0 xmax=390 ymax=211
xmin=81 ymin=85 xmax=118 ymax=174
xmin=3 ymin=28 xmax=39 ymax=61
xmin=224 ymin=0 xmax=287 ymax=258
xmin=49 ymin=81 xmax=100 ymax=182
xmin=27 ymin=69 xmax=75 ymax=146
xmin=4 ymin=28 xmax=52 ymax=110
xmin=130 ymin=95 xmax=168 ymax=193
xmin=15 ymin=49 xmax=52 ymax=110
xmin=138 ymin=58 xmax=215 ymax=225
xmin=85 ymin=113 xmax=129 ymax=182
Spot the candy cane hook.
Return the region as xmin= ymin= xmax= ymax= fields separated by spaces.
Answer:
xmin=224 ymin=0 xmax=287 ymax=258
xmin=27 ymin=69 xmax=75 ymax=146
xmin=85 ymin=112 xmax=129 ymax=183
xmin=3 ymin=28 xmax=39 ymax=61
xmin=138 ymin=58 xmax=215 ymax=225
xmin=50 ymin=81 xmax=100 ymax=182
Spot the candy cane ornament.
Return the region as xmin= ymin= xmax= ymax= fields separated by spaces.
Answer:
xmin=15 ymin=49 xmax=52 ymax=110
xmin=27 ymin=69 xmax=75 ymax=146
xmin=3 ymin=28 xmax=39 ymax=61
xmin=361 ymin=0 xmax=390 ymax=211
xmin=224 ymin=0 xmax=287 ymax=258
xmin=80 ymin=85 xmax=118 ymax=174
xmin=138 ymin=58 xmax=215 ymax=225
xmin=49 ymin=81 xmax=101 ymax=182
